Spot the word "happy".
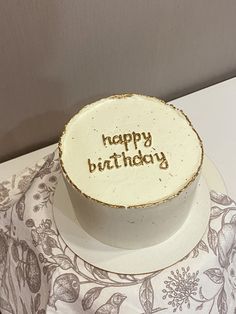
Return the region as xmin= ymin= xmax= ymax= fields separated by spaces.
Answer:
xmin=102 ymin=131 xmax=152 ymax=151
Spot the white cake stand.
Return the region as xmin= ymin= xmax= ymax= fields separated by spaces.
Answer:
xmin=53 ymin=155 xmax=226 ymax=274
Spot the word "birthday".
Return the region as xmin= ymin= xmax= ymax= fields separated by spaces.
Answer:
xmin=88 ymin=150 xmax=169 ymax=173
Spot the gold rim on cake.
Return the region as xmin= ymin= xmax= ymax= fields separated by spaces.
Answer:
xmin=58 ymin=94 xmax=204 ymax=209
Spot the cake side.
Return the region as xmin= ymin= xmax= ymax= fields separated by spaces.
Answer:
xmin=59 ymin=94 xmax=203 ymax=208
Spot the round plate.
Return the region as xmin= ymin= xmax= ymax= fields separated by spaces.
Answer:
xmin=53 ymin=155 xmax=226 ymax=274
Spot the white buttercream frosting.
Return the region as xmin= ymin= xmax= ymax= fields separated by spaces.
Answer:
xmin=60 ymin=95 xmax=203 ymax=208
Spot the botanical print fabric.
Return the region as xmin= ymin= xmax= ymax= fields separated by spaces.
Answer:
xmin=0 ymin=150 xmax=236 ymax=313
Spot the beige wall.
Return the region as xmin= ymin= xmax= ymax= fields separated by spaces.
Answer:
xmin=0 ymin=0 xmax=236 ymax=162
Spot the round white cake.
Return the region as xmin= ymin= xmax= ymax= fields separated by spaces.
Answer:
xmin=59 ymin=94 xmax=203 ymax=249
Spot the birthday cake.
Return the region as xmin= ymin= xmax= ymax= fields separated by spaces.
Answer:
xmin=59 ymin=94 xmax=203 ymax=249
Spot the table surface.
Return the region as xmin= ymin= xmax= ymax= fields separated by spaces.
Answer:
xmin=1 ymin=77 xmax=236 ymax=199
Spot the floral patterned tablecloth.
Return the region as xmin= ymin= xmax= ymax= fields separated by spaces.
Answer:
xmin=0 ymin=150 xmax=236 ymax=314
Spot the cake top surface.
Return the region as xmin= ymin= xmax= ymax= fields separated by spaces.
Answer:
xmin=59 ymin=94 xmax=203 ymax=208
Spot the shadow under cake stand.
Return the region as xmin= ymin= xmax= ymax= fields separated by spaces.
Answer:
xmin=53 ymin=155 xmax=226 ymax=274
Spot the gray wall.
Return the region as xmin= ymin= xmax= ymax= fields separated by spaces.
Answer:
xmin=1 ymin=0 xmax=236 ymax=162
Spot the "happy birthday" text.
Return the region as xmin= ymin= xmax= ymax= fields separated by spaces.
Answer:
xmin=87 ymin=131 xmax=169 ymax=173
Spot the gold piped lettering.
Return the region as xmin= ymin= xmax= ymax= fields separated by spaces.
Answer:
xmin=88 ymin=131 xmax=169 ymax=173
xmin=113 ymin=134 xmax=123 ymax=145
xmin=109 ymin=153 xmax=122 ymax=168
xmin=123 ymin=133 xmax=132 ymax=151
xmin=142 ymin=132 xmax=152 ymax=147
xmin=132 ymin=132 xmax=141 ymax=149
xmin=154 ymin=152 xmax=168 ymax=169
xmin=102 ymin=134 xmax=112 ymax=147
xmin=143 ymin=154 xmax=154 ymax=164
xmin=102 ymin=131 xmax=153 ymax=151
xmin=133 ymin=150 xmax=144 ymax=166
xmin=122 ymin=152 xmax=133 ymax=167
xmin=88 ymin=159 xmax=96 ymax=173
